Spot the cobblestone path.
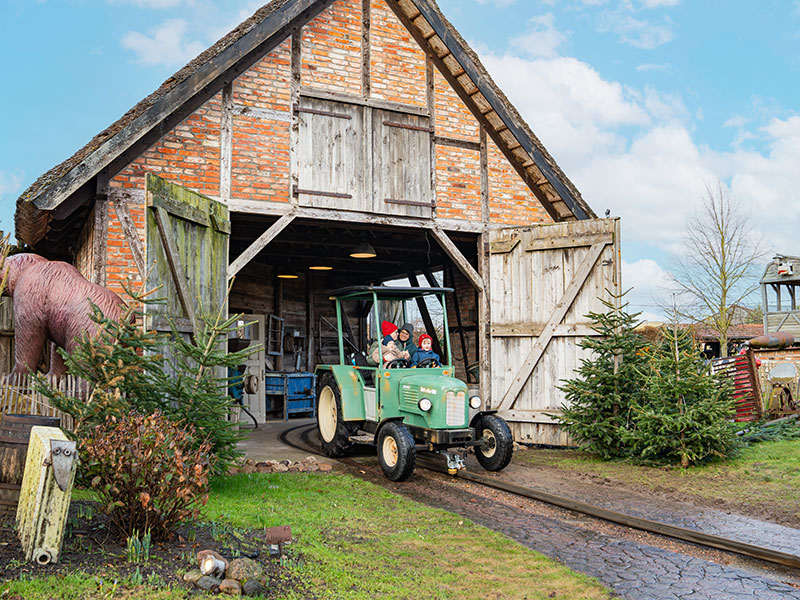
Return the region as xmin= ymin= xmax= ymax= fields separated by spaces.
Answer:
xmin=498 ymin=462 xmax=800 ymax=558
xmin=388 ymin=468 xmax=800 ymax=600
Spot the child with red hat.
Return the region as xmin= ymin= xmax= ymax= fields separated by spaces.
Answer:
xmin=367 ymin=321 xmax=406 ymax=366
xmin=410 ymin=333 xmax=440 ymax=367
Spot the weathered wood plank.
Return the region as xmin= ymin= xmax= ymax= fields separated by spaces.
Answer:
xmin=429 ymin=226 xmax=483 ymax=292
xmin=495 ymin=241 xmax=608 ymax=412
xmin=231 ymin=104 xmax=291 ymax=122
xmin=525 ymin=232 xmax=614 ymax=252
xmin=361 ymin=0 xmax=371 ymax=98
xmin=227 ymin=212 xmax=296 ymax=279
xmin=299 ymin=86 xmax=430 ymax=117
xmin=108 ymin=192 xmax=146 ymax=279
xmin=491 ymin=324 xmax=599 ymax=337
xmin=220 ymin=84 xmax=233 ymax=199
xmin=152 ymin=205 xmax=198 ymax=332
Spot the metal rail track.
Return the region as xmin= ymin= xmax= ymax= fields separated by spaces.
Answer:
xmin=279 ymin=423 xmax=800 ymax=571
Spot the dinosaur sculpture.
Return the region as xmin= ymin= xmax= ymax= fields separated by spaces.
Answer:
xmin=1 ymin=253 xmax=125 ymax=376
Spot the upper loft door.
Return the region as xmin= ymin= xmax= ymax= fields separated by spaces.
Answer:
xmin=372 ymin=108 xmax=433 ymax=218
xmin=296 ymin=97 xmax=370 ymax=211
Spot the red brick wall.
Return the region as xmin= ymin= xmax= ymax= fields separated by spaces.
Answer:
xmin=369 ymin=0 xmax=426 ymax=107
xmin=435 ymin=145 xmax=481 ymax=222
xmin=434 ymin=68 xmax=479 ymax=141
xmin=302 ymin=0 xmax=362 ymax=95
xmin=487 ymin=139 xmax=552 ymax=226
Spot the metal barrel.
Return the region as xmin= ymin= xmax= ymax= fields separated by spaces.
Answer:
xmin=747 ymin=332 xmax=795 ymax=349
xmin=0 ymin=414 xmax=61 ymax=514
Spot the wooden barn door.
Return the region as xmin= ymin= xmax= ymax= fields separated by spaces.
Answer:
xmin=488 ymin=218 xmax=620 ymax=445
xmin=145 ymin=173 xmax=230 ymax=334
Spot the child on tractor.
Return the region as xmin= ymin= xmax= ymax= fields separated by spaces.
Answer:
xmin=410 ymin=333 xmax=440 ymax=367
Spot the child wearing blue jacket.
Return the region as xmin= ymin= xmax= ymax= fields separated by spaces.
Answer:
xmin=410 ymin=333 xmax=440 ymax=367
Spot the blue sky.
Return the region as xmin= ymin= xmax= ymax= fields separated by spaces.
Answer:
xmin=2 ymin=0 xmax=799 ymax=319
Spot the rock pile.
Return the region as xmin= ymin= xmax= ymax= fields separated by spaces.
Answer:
xmin=229 ymin=456 xmax=333 ymax=475
xmin=184 ymin=551 xmax=270 ymax=596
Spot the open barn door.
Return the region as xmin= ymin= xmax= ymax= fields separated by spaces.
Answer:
xmin=144 ymin=173 xmax=230 ymax=333
xmin=488 ymin=218 xmax=621 ymax=445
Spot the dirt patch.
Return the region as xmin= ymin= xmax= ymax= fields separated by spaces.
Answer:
xmin=0 ymin=501 xmax=314 ymax=598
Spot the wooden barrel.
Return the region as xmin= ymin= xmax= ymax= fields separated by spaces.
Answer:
xmin=0 ymin=414 xmax=61 ymax=514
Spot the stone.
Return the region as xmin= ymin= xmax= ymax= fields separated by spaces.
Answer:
xmin=227 ymin=557 xmax=265 ymax=583
xmin=317 ymin=463 xmax=333 ymax=472
xmin=197 ymin=549 xmax=229 ymax=575
xmin=219 ymin=578 xmax=243 ymax=596
xmin=242 ymin=579 xmax=268 ymax=597
xmin=303 ymin=456 xmax=317 ymax=464
xmin=183 ymin=568 xmax=203 ymax=584
xmin=273 ymin=463 xmax=289 ymax=473
xmin=195 ymin=575 xmax=222 ymax=592
xmin=255 ymin=462 xmax=271 ymax=474
xmin=242 ymin=465 xmax=256 ymax=474
xmin=228 ymin=467 xmax=241 ymax=475
xmin=288 ymin=466 xmax=300 ymax=473
xmin=306 ymin=463 xmax=319 ymax=472
xmin=279 ymin=459 xmax=291 ymax=466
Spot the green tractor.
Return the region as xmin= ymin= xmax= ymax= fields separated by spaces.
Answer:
xmin=315 ymin=285 xmax=513 ymax=481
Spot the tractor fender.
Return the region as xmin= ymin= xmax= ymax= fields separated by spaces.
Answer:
xmin=470 ymin=410 xmax=498 ymax=429
xmin=375 ymin=417 xmax=405 ymax=442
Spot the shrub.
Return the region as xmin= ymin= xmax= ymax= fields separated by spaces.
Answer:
xmin=623 ymin=326 xmax=736 ymax=467
xmin=39 ymin=295 xmax=256 ymax=475
xmin=557 ymin=294 xmax=649 ymax=459
xmin=82 ymin=411 xmax=212 ymax=540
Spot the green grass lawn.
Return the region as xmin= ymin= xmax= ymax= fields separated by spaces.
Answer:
xmin=514 ymin=438 xmax=800 ymax=519
xmin=1 ymin=472 xmax=613 ymax=600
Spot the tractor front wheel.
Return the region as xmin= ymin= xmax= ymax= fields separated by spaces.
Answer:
xmin=316 ymin=373 xmax=357 ymax=457
xmin=377 ymin=421 xmax=416 ymax=481
xmin=475 ymin=414 xmax=513 ymax=471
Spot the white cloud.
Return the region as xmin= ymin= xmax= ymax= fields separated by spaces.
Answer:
xmin=121 ymin=18 xmax=205 ymax=66
xmin=622 ymin=258 xmax=680 ymax=318
xmin=510 ymin=13 xmax=567 ymax=58
xmin=0 ymin=171 xmax=23 ymax=198
xmin=641 ymin=0 xmax=680 ymax=7
xmin=474 ymin=0 xmax=517 ymax=6
xmin=636 ymin=62 xmax=669 ymax=72
xmin=595 ymin=3 xmax=676 ymax=49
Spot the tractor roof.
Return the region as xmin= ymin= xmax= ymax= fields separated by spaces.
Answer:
xmin=328 ymin=285 xmax=453 ymax=301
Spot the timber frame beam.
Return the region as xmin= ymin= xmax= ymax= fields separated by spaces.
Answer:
xmin=429 ymin=226 xmax=484 ymax=292
xmin=228 ymin=212 xmax=296 ymax=279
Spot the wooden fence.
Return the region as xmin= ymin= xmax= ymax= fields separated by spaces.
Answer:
xmin=0 ymin=374 xmax=77 ymax=430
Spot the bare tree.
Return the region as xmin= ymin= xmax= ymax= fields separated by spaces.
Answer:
xmin=670 ymin=181 xmax=764 ymax=357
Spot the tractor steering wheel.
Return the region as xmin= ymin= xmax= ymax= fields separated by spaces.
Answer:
xmin=415 ymin=358 xmax=440 ymax=368
xmin=385 ymin=358 xmax=411 ymax=369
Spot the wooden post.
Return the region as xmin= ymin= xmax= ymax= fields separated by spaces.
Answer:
xmin=17 ymin=427 xmax=77 ymax=565
xmin=275 ymin=277 xmax=284 ymax=372
xmin=220 ymin=83 xmax=233 ymax=199
xmin=290 ymin=29 xmax=302 ymax=205
xmin=306 ymin=275 xmax=316 ymax=371
xmin=361 ymin=0 xmax=371 ymax=99
xmin=92 ymin=172 xmax=109 ymax=287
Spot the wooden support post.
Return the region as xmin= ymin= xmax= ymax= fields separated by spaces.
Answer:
xmin=480 ymin=126 xmax=489 ymax=224
xmin=220 ymin=83 xmax=233 ymax=199
xmin=108 ymin=190 xmax=146 ymax=280
xmin=92 ymin=173 xmax=109 ymax=286
xmin=447 ymin=265 xmax=470 ymax=375
xmin=227 ymin=212 xmax=296 ymax=279
xmin=478 ymin=233 xmax=491 ymax=405
xmin=275 ymin=277 xmax=284 ymax=372
xmin=429 ymin=226 xmax=484 ymax=292
xmin=426 ymin=54 xmax=437 ymax=219
xmin=361 ymin=0 xmax=370 ymax=99
xmin=306 ymin=275 xmax=316 ymax=372
xmin=422 ymin=267 xmax=443 ymax=305
xmin=290 ymin=29 xmax=302 ymax=205
xmin=17 ymin=427 xmax=77 ymax=565
xmin=406 ymin=266 xmax=444 ymax=361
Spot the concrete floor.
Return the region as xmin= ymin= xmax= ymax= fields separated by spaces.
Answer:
xmin=236 ymin=418 xmax=333 ymax=465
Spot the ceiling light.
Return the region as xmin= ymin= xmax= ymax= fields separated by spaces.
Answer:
xmin=276 ymin=264 xmax=299 ymax=279
xmin=308 ymin=262 xmax=333 ymax=271
xmin=349 ymin=241 xmax=376 ymax=259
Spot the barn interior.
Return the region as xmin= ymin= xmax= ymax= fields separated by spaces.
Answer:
xmin=227 ymin=214 xmax=481 ymax=422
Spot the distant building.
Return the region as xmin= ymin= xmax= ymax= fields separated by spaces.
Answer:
xmin=761 ymin=255 xmax=800 ymax=336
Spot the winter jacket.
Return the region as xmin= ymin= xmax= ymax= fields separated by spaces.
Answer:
xmin=410 ymin=349 xmax=441 ymax=367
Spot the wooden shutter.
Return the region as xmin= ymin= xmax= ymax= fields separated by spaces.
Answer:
xmin=296 ymin=97 xmax=370 ymax=211
xmin=145 ymin=173 xmax=230 ymax=333
xmin=372 ymin=108 xmax=433 ymax=218
xmin=488 ymin=218 xmax=620 ymax=445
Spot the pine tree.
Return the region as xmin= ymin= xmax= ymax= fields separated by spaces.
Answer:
xmin=558 ymin=293 xmax=649 ymax=459
xmin=623 ymin=324 xmax=735 ymax=467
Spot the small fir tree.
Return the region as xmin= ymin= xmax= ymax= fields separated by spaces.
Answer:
xmin=558 ymin=293 xmax=649 ymax=459
xmin=623 ymin=324 xmax=735 ymax=467
xmin=38 ymin=291 xmax=257 ymax=475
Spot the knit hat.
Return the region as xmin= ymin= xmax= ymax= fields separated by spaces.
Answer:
xmin=381 ymin=321 xmax=398 ymax=336
xmin=400 ymin=323 xmax=414 ymax=335
xmin=418 ymin=333 xmax=432 ymax=345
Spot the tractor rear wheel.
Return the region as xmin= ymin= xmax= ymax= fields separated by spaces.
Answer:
xmin=316 ymin=373 xmax=357 ymax=457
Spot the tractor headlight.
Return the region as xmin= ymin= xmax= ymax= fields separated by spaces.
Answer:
xmin=418 ymin=398 xmax=433 ymax=412
xmin=469 ymin=396 xmax=481 ymax=409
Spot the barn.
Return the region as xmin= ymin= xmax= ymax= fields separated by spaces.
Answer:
xmin=14 ymin=0 xmax=620 ymax=445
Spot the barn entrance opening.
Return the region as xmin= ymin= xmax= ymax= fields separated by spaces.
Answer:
xmin=227 ymin=213 xmax=481 ymax=424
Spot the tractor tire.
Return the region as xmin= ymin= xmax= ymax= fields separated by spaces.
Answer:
xmin=377 ymin=421 xmax=416 ymax=481
xmin=316 ymin=372 xmax=357 ymax=457
xmin=475 ymin=414 xmax=513 ymax=472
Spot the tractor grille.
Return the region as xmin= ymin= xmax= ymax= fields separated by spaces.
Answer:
xmin=402 ymin=387 xmax=418 ymax=409
xmin=445 ymin=391 xmax=465 ymax=426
